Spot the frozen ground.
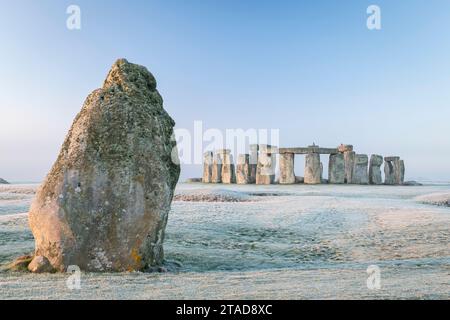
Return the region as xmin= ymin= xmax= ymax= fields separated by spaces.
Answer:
xmin=0 ymin=183 xmax=449 ymax=299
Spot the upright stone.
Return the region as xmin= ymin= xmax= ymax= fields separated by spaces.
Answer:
xmin=202 ymin=151 xmax=213 ymax=183
xmin=399 ymin=160 xmax=405 ymax=184
xmin=353 ymin=154 xmax=369 ymax=184
xmin=249 ymin=144 xmax=258 ymax=184
xmin=211 ymin=152 xmax=223 ymax=183
xmin=384 ymin=156 xmax=400 ymax=185
xmin=344 ymin=151 xmax=355 ymax=184
xmin=236 ymin=154 xmax=251 ymax=184
xmin=219 ymin=150 xmax=235 ymax=184
xmin=304 ymin=153 xmax=321 ymax=184
xmin=328 ymin=153 xmax=345 ymax=184
xmin=256 ymin=145 xmax=276 ymax=185
xmin=28 ymin=59 xmax=180 ymax=272
xmin=279 ymin=153 xmax=295 ymax=184
xmin=369 ymin=155 xmax=383 ymax=185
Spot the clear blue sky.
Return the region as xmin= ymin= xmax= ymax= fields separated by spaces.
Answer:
xmin=1 ymin=0 xmax=450 ymax=182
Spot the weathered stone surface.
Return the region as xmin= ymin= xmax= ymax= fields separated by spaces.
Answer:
xmin=28 ymin=59 xmax=180 ymax=272
xmin=27 ymin=256 xmax=55 ymax=273
xmin=399 ymin=160 xmax=405 ymax=185
xmin=338 ymin=144 xmax=353 ymax=153
xmin=236 ymin=154 xmax=251 ymax=184
xmin=353 ymin=154 xmax=369 ymax=184
xmin=220 ymin=151 xmax=236 ymax=184
xmin=256 ymin=151 xmax=276 ymax=185
xmin=328 ymin=153 xmax=345 ymax=184
xmin=384 ymin=156 xmax=403 ymax=185
xmin=304 ymin=153 xmax=321 ymax=184
xmin=279 ymin=153 xmax=295 ymax=184
xmin=344 ymin=151 xmax=355 ymax=184
xmin=202 ymin=151 xmax=213 ymax=183
xmin=369 ymin=155 xmax=383 ymax=185
xmin=279 ymin=147 xmax=338 ymax=154
xmin=211 ymin=153 xmax=222 ymax=183
xmin=259 ymin=144 xmax=279 ymax=154
xmin=0 ymin=178 xmax=9 ymax=184
xmin=249 ymin=144 xmax=258 ymax=184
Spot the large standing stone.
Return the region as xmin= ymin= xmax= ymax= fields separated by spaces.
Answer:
xmin=236 ymin=154 xmax=251 ymax=184
xmin=28 ymin=59 xmax=180 ymax=272
xmin=279 ymin=153 xmax=295 ymax=184
xmin=249 ymin=144 xmax=258 ymax=184
xmin=399 ymin=160 xmax=405 ymax=184
xmin=202 ymin=151 xmax=213 ymax=183
xmin=220 ymin=150 xmax=236 ymax=184
xmin=256 ymin=145 xmax=276 ymax=185
xmin=352 ymin=154 xmax=369 ymax=184
xmin=369 ymin=155 xmax=383 ymax=185
xmin=384 ymin=156 xmax=401 ymax=185
xmin=211 ymin=152 xmax=222 ymax=183
xmin=304 ymin=153 xmax=321 ymax=184
xmin=344 ymin=151 xmax=355 ymax=184
xmin=328 ymin=153 xmax=345 ymax=184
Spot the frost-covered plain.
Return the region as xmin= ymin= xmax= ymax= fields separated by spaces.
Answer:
xmin=0 ymin=183 xmax=449 ymax=299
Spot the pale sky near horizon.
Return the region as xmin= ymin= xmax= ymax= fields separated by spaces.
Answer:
xmin=1 ymin=0 xmax=450 ymax=182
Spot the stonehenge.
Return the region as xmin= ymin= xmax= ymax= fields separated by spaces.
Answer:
xmin=256 ymin=145 xmax=277 ymax=185
xmin=236 ymin=154 xmax=251 ymax=184
xmin=328 ymin=153 xmax=345 ymax=184
xmin=219 ymin=149 xmax=236 ymax=184
xmin=202 ymin=151 xmax=213 ymax=183
xmin=279 ymin=153 xmax=295 ymax=184
xmin=202 ymin=143 xmax=406 ymax=186
xmin=304 ymin=153 xmax=322 ymax=184
xmin=369 ymin=155 xmax=383 ymax=185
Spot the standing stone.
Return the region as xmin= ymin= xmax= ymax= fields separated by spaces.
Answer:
xmin=236 ymin=154 xmax=251 ymax=184
xmin=220 ymin=150 xmax=236 ymax=184
xmin=304 ymin=153 xmax=321 ymax=184
xmin=353 ymin=154 xmax=369 ymax=184
xmin=399 ymin=160 xmax=405 ymax=184
xmin=279 ymin=153 xmax=295 ymax=184
xmin=328 ymin=153 xmax=345 ymax=184
xmin=202 ymin=151 xmax=213 ymax=183
xmin=28 ymin=59 xmax=180 ymax=272
xmin=256 ymin=145 xmax=276 ymax=185
xmin=344 ymin=151 xmax=355 ymax=184
xmin=211 ymin=152 xmax=223 ymax=183
xmin=384 ymin=156 xmax=400 ymax=185
xmin=249 ymin=144 xmax=258 ymax=184
xmin=369 ymin=155 xmax=383 ymax=185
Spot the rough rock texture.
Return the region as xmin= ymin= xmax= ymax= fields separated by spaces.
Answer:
xmin=304 ymin=153 xmax=321 ymax=184
xmin=368 ymin=155 xmax=383 ymax=185
xmin=28 ymin=59 xmax=180 ymax=272
xmin=399 ymin=160 xmax=405 ymax=184
xmin=279 ymin=153 xmax=295 ymax=184
xmin=352 ymin=154 xmax=369 ymax=184
xmin=4 ymin=255 xmax=33 ymax=272
xmin=344 ymin=151 xmax=355 ymax=184
xmin=202 ymin=151 xmax=213 ymax=183
xmin=236 ymin=154 xmax=251 ymax=185
xmin=256 ymin=152 xmax=276 ymax=185
xmin=328 ymin=153 xmax=345 ymax=184
xmin=249 ymin=144 xmax=258 ymax=184
xmin=384 ymin=156 xmax=400 ymax=185
xmin=211 ymin=153 xmax=222 ymax=183
xmin=219 ymin=150 xmax=236 ymax=184
xmin=0 ymin=178 xmax=9 ymax=184
xmin=28 ymin=256 xmax=55 ymax=273
xmin=338 ymin=144 xmax=353 ymax=153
